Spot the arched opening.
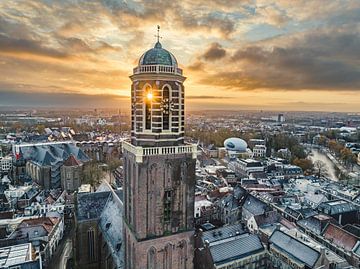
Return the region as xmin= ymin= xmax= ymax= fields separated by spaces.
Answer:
xmin=144 ymin=85 xmax=152 ymax=130
xmin=162 ymin=86 xmax=170 ymax=130
xmin=147 ymin=247 xmax=157 ymax=269
xmin=87 ymin=227 xmax=95 ymax=261
xmin=164 ymin=243 xmax=172 ymax=269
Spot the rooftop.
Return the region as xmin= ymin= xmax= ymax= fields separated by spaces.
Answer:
xmin=76 ymin=191 xmax=111 ymax=221
xmin=0 ymin=243 xmax=33 ymax=267
xmin=209 ymin=233 xmax=264 ymax=266
xmin=269 ymin=230 xmax=320 ymax=268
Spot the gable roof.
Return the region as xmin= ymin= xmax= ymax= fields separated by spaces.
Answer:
xmin=202 ymin=224 xmax=246 ymax=245
xmin=322 ymin=223 xmax=359 ymax=251
xmin=318 ymin=199 xmax=357 ymax=215
xmin=269 ymin=230 xmax=320 ymax=268
xmin=209 ymin=233 xmax=264 ymax=266
xmin=243 ymin=195 xmax=269 ymax=216
xmin=253 ymin=211 xmax=281 ymax=227
xmin=63 ymin=154 xmax=81 ymax=166
xmin=298 ymin=214 xmax=336 ymax=235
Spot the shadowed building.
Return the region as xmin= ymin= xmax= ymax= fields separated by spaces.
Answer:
xmin=60 ymin=154 xmax=83 ymax=192
xmin=73 ymin=187 xmax=124 ymax=269
xmin=122 ymin=31 xmax=197 ymax=269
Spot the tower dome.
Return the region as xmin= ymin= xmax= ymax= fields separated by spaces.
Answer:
xmin=138 ymin=41 xmax=178 ymax=67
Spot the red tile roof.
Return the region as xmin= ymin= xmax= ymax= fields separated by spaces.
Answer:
xmin=323 ymin=223 xmax=359 ymax=251
xmin=19 ymin=217 xmax=60 ymax=234
xmin=63 ymin=154 xmax=81 ymax=166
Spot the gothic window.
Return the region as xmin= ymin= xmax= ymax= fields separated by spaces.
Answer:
xmin=87 ymin=228 xmax=95 ymax=261
xmin=164 ymin=190 xmax=172 ymax=222
xmin=147 ymin=247 xmax=157 ymax=269
xmin=161 ymin=86 xmax=170 ymax=130
xmin=181 ymin=162 xmax=188 ymax=182
xmin=144 ymin=85 xmax=152 ymax=130
xmin=180 ymin=240 xmax=187 ymax=269
xmin=164 ymin=244 xmax=172 ymax=269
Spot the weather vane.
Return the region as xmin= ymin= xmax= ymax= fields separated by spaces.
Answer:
xmin=155 ymin=25 xmax=162 ymax=42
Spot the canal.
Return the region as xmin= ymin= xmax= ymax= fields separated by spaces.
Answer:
xmin=309 ymin=149 xmax=339 ymax=181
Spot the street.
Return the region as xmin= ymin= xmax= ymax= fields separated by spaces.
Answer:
xmin=51 ymin=226 xmax=73 ymax=269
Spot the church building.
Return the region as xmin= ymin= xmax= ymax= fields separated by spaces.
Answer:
xmin=122 ymin=29 xmax=197 ymax=269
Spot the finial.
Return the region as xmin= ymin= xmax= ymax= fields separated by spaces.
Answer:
xmin=155 ymin=25 xmax=162 ymax=43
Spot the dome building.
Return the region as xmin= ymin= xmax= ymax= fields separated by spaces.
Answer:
xmin=130 ymin=37 xmax=185 ymax=147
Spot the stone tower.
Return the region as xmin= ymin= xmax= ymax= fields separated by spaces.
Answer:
xmin=122 ymin=35 xmax=196 ymax=269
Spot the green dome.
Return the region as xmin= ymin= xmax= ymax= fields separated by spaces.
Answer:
xmin=139 ymin=42 xmax=178 ymax=66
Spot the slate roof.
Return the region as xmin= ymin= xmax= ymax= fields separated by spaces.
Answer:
xmin=322 ymin=223 xmax=359 ymax=251
xmin=318 ymin=199 xmax=357 ymax=215
xmin=269 ymin=230 xmax=320 ymax=268
xmin=220 ymin=194 xmax=240 ymax=210
xmin=304 ymin=192 xmax=328 ymax=207
xmin=202 ymin=224 xmax=246 ymax=245
xmin=343 ymin=224 xmax=360 ymax=238
xmin=243 ymin=195 xmax=269 ymax=216
xmin=209 ymin=233 xmax=264 ymax=266
xmin=19 ymin=143 xmax=89 ymax=166
xmin=298 ymin=214 xmax=335 ymax=235
xmin=76 ymin=191 xmax=111 ymax=221
xmin=99 ymin=191 xmax=124 ymax=268
xmin=254 ymin=211 xmax=281 ymax=228
xmin=19 ymin=143 xmax=89 ymax=188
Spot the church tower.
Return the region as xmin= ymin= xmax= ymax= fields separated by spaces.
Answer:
xmin=123 ymin=28 xmax=196 ymax=269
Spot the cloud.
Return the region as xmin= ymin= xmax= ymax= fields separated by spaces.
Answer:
xmin=0 ymin=0 xmax=359 ymax=111
xmin=201 ymin=42 xmax=227 ymax=61
xmin=187 ymin=95 xmax=231 ymax=99
xmin=0 ymin=89 xmax=129 ymax=108
xmin=198 ymin=27 xmax=360 ymax=91
xmin=0 ymin=34 xmax=68 ymax=59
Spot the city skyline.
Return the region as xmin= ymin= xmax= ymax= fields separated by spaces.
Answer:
xmin=0 ymin=0 xmax=360 ymax=112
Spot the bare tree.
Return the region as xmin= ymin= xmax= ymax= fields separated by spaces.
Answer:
xmin=314 ymin=160 xmax=328 ymax=178
xmin=82 ymin=162 xmax=104 ymax=187
xmin=106 ymin=158 xmax=122 ymax=184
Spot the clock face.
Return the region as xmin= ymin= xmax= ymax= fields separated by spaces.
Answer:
xmin=161 ymin=98 xmax=174 ymax=114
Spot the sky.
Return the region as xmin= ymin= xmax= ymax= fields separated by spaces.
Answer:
xmin=0 ymin=0 xmax=359 ymax=112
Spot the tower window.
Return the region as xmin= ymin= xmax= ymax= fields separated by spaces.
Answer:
xmin=162 ymin=86 xmax=170 ymax=130
xmin=145 ymin=86 xmax=152 ymax=130
xmin=164 ymin=190 xmax=172 ymax=222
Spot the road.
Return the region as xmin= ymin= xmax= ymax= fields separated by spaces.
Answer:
xmin=55 ymin=238 xmax=72 ymax=269
xmin=51 ymin=226 xmax=73 ymax=269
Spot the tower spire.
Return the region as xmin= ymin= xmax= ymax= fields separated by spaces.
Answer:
xmin=155 ymin=25 xmax=162 ymax=43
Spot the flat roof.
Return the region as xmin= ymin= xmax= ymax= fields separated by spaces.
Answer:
xmin=0 ymin=243 xmax=32 ymax=267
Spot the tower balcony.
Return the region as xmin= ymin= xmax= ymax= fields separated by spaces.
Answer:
xmin=122 ymin=141 xmax=197 ymax=163
xmin=133 ymin=65 xmax=183 ymax=76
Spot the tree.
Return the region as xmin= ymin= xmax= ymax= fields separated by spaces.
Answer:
xmin=106 ymin=158 xmax=122 ymax=184
xmin=340 ymin=148 xmax=357 ymax=170
xmin=328 ymin=140 xmax=343 ymax=156
xmin=314 ymin=160 xmax=328 ymax=178
xmin=82 ymin=163 xmax=104 ymax=187
xmin=35 ymin=124 xmax=46 ymax=134
xmin=293 ymin=158 xmax=313 ymax=174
